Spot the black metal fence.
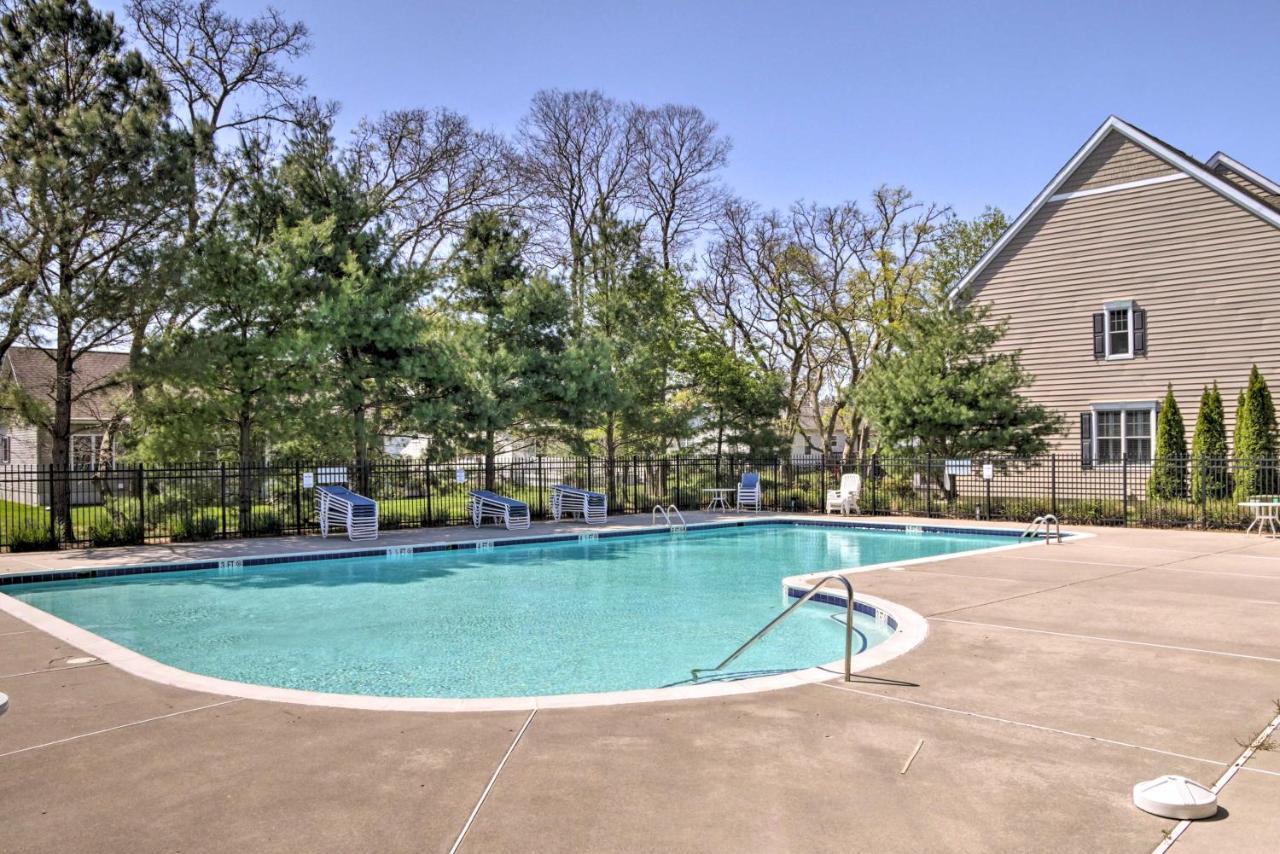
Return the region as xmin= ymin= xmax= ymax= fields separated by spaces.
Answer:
xmin=0 ymin=454 xmax=1273 ymax=552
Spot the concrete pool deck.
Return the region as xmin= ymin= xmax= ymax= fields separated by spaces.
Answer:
xmin=1 ymin=514 xmax=1278 ymax=852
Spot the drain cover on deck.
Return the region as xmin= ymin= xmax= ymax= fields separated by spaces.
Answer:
xmin=1133 ymin=775 xmax=1217 ymax=820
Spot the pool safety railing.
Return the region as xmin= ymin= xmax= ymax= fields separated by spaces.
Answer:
xmin=1020 ymin=514 xmax=1062 ymax=544
xmin=651 ymin=504 xmax=686 ymax=526
xmin=692 ymin=574 xmax=856 ymax=683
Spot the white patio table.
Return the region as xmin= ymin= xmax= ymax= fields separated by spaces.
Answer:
xmin=1239 ymin=499 xmax=1280 ymax=537
xmin=703 ymin=488 xmax=735 ymax=512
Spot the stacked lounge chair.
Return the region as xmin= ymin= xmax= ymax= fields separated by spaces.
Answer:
xmin=551 ymin=484 xmax=608 ymax=524
xmin=736 ymin=471 xmax=762 ymax=512
xmin=469 ymin=489 xmax=532 ymax=530
xmin=316 ymin=470 xmax=379 ymax=541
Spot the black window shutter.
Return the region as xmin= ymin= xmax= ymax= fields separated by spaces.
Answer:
xmin=1080 ymin=412 xmax=1093 ymax=469
xmin=1092 ymin=312 xmax=1105 ymax=358
xmin=1133 ymin=308 xmax=1147 ymax=355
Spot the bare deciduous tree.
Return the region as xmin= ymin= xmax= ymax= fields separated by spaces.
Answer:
xmin=347 ymin=109 xmax=516 ymax=266
xmin=515 ymin=89 xmax=643 ymax=317
xmin=631 ymin=104 xmax=730 ymax=269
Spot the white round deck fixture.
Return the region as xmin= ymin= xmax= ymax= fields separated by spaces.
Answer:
xmin=1133 ymin=775 xmax=1217 ymax=820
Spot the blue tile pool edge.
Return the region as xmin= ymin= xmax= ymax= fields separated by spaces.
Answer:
xmin=0 ymin=517 xmax=1057 ymax=588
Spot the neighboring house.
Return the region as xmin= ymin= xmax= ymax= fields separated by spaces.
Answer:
xmin=955 ymin=115 xmax=1280 ymax=466
xmin=0 ymin=347 xmax=130 ymax=505
xmin=790 ymin=402 xmax=849 ymax=459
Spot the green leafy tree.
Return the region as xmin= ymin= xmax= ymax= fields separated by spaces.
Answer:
xmin=276 ymin=120 xmax=467 ymax=475
xmin=1147 ymin=384 xmax=1187 ymax=499
xmin=1190 ymin=383 xmax=1230 ymax=502
xmin=855 ymin=299 xmax=1061 ymax=479
xmin=681 ymin=333 xmax=786 ymax=455
xmin=1233 ymin=365 xmax=1278 ymax=500
xmin=136 ymin=172 xmax=328 ymax=532
xmin=0 ymin=0 xmax=190 ymax=537
xmin=580 ymin=219 xmax=688 ymax=486
xmin=450 ymin=212 xmax=582 ymax=489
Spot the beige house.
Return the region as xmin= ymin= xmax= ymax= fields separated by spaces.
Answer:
xmin=0 ymin=347 xmax=130 ymax=504
xmin=955 ymin=115 xmax=1280 ymax=464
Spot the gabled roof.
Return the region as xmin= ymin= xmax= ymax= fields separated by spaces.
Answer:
xmin=952 ymin=116 xmax=1280 ymax=298
xmin=1205 ymin=151 xmax=1280 ymax=207
xmin=2 ymin=346 xmax=130 ymax=422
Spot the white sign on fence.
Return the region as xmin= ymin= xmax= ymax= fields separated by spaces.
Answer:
xmin=982 ymin=463 xmax=994 ymax=480
xmin=455 ymin=468 xmax=466 ymax=484
xmin=302 ymin=472 xmax=314 ymax=488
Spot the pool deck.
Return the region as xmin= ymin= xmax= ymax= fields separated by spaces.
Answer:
xmin=2 ymin=513 xmax=1278 ymax=852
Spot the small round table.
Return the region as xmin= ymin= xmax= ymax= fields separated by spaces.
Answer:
xmin=703 ymin=488 xmax=735 ymax=512
xmin=1239 ymin=500 xmax=1280 ymax=537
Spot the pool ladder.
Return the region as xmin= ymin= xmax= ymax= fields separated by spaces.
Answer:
xmin=652 ymin=504 xmax=686 ymax=526
xmin=691 ymin=574 xmax=857 ymax=683
xmin=1020 ymin=514 xmax=1062 ymax=544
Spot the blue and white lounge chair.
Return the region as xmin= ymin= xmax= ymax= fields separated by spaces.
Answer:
xmin=317 ymin=484 xmax=379 ymax=541
xmin=736 ymin=471 xmax=762 ymax=512
xmin=470 ymin=489 xmax=531 ymax=530
xmin=551 ymin=484 xmax=607 ymax=524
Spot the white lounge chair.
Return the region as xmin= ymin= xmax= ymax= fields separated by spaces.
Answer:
xmin=316 ymin=484 xmax=379 ymax=541
xmin=826 ymin=473 xmax=862 ymax=515
xmin=736 ymin=471 xmax=762 ymax=512
xmin=551 ymin=484 xmax=607 ymax=524
xmin=470 ymin=489 xmax=531 ymax=530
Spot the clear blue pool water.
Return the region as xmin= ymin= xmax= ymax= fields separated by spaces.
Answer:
xmin=7 ymin=524 xmax=1010 ymax=698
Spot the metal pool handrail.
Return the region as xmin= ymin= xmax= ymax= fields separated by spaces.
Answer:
xmin=692 ymin=574 xmax=856 ymax=683
xmin=651 ymin=504 xmax=687 ymax=525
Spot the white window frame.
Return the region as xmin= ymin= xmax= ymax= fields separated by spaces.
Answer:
xmin=70 ymin=433 xmax=107 ymax=471
xmin=0 ymin=435 xmax=9 ymax=465
xmin=1089 ymin=401 xmax=1158 ymax=465
xmin=1103 ymin=299 xmax=1135 ymax=361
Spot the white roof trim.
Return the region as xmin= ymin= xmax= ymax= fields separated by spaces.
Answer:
xmin=1205 ymin=151 xmax=1280 ymax=198
xmin=951 ymin=116 xmax=1280 ymax=299
xmin=1047 ymin=172 xmax=1189 ymax=202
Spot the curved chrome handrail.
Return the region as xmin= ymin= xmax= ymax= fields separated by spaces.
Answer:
xmin=692 ymin=574 xmax=857 ymax=683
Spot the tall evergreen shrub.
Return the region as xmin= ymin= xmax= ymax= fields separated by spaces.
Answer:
xmin=1190 ymin=383 xmax=1230 ymax=501
xmin=1148 ymin=385 xmax=1186 ymax=499
xmin=1233 ymin=365 xmax=1278 ymax=500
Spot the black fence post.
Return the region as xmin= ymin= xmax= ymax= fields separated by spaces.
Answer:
xmin=1122 ymin=455 xmax=1130 ymax=526
xmin=136 ymin=465 xmax=146 ymax=538
xmin=870 ymin=453 xmax=878 ymax=515
xmin=294 ymin=461 xmax=302 ymax=535
xmin=46 ymin=465 xmax=57 ymax=546
xmin=219 ymin=462 xmax=227 ymax=539
xmin=1051 ymin=454 xmax=1058 ymax=517
xmin=925 ymin=453 xmax=933 ymax=518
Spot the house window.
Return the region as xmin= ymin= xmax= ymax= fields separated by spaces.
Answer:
xmin=1107 ymin=308 xmax=1130 ymax=357
xmin=0 ymin=436 xmax=9 ymax=465
xmin=1086 ymin=403 xmax=1157 ymax=465
xmin=71 ymin=434 xmax=100 ymax=471
xmin=1092 ymin=301 xmax=1147 ymax=360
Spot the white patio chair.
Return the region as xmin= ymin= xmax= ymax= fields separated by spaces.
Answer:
xmin=826 ymin=473 xmax=862 ymax=515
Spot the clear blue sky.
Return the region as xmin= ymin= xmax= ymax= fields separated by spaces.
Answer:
xmin=109 ymin=0 xmax=1280 ymax=219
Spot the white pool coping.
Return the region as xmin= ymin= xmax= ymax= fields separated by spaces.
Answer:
xmin=0 ymin=518 xmax=1079 ymax=712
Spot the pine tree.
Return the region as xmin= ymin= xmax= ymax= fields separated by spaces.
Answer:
xmin=855 ymin=299 xmax=1061 ymax=462
xmin=1147 ymin=385 xmax=1187 ymax=499
xmin=0 ymin=0 xmax=189 ymax=537
xmin=1233 ymin=365 xmax=1278 ymax=500
xmin=450 ymin=212 xmax=582 ymax=489
xmin=1190 ymin=383 xmax=1230 ymax=501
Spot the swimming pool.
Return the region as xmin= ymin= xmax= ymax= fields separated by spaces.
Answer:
xmin=3 ymin=522 xmax=1017 ymax=704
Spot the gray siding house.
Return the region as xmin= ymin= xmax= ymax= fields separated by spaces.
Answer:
xmin=0 ymin=347 xmax=130 ymax=504
xmin=954 ymin=116 xmax=1280 ymax=465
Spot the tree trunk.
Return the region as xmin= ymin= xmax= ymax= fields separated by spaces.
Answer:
xmin=237 ymin=407 xmax=254 ymax=534
xmin=50 ymin=321 xmax=74 ymax=541
xmin=604 ymin=411 xmax=618 ymax=506
xmin=484 ymin=429 xmax=496 ymax=492
xmin=353 ymin=400 xmax=369 ymax=494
